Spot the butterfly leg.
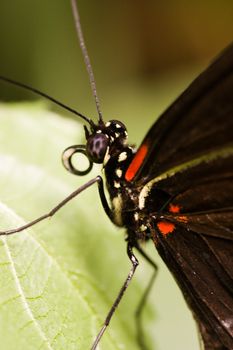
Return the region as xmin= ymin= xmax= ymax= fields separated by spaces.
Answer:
xmin=0 ymin=176 xmax=101 ymax=236
xmin=91 ymin=242 xmax=139 ymax=350
xmin=135 ymin=244 xmax=158 ymax=350
xmin=96 ymin=175 xmax=113 ymax=220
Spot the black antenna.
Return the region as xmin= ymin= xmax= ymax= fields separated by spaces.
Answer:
xmin=0 ymin=75 xmax=93 ymax=126
xmin=70 ymin=0 xmax=103 ymax=122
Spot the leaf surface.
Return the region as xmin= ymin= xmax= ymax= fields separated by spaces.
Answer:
xmin=0 ymin=103 xmax=141 ymax=350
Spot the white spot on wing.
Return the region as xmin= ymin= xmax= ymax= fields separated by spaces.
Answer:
xmin=116 ymin=169 xmax=122 ymax=178
xmin=140 ymin=224 xmax=147 ymax=231
xmin=139 ymin=179 xmax=157 ymax=209
xmin=139 ymin=186 xmax=150 ymax=210
xmin=118 ymin=152 xmax=127 ymax=162
xmin=106 ymin=121 xmax=111 ymax=127
xmin=114 ymin=181 xmax=121 ymax=188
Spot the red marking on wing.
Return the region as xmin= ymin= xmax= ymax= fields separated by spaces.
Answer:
xmin=125 ymin=144 xmax=148 ymax=181
xmin=157 ymin=221 xmax=175 ymax=236
xmin=169 ymin=203 xmax=181 ymax=213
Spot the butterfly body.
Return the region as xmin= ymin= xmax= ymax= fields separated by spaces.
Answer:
xmin=81 ymin=44 xmax=233 ymax=349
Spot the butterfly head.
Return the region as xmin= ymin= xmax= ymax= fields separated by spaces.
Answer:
xmin=62 ymin=119 xmax=127 ymax=176
xmin=85 ymin=120 xmax=128 ymax=164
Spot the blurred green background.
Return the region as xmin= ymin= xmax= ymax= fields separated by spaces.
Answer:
xmin=0 ymin=0 xmax=233 ymax=140
xmin=0 ymin=1 xmax=232 ymax=349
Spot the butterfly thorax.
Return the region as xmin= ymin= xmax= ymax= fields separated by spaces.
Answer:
xmin=85 ymin=119 xmax=170 ymax=240
xmin=104 ymin=143 xmax=137 ymax=223
xmin=103 ymin=141 xmax=154 ymax=241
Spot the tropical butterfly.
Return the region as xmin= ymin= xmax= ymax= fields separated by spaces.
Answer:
xmin=0 ymin=1 xmax=232 ymax=349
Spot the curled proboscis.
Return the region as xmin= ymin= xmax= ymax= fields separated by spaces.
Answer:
xmin=62 ymin=145 xmax=93 ymax=176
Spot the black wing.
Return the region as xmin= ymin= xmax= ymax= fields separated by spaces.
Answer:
xmin=154 ymin=157 xmax=233 ymax=349
xmin=155 ymin=145 xmax=233 ymax=239
xmin=131 ymin=44 xmax=233 ymax=349
xmin=155 ymin=225 xmax=233 ymax=350
xmin=151 ymin=141 xmax=233 ymax=349
xmin=127 ymin=43 xmax=233 ymax=182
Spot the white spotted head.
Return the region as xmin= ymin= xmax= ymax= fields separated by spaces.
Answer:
xmin=105 ymin=120 xmax=128 ymax=142
xmin=85 ymin=119 xmax=128 ymax=164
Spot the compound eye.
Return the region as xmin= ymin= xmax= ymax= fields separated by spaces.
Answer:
xmin=86 ymin=133 xmax=109 ymax=163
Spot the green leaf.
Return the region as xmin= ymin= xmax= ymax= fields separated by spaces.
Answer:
xmin=0 ymin=102 xmax=147 ymax=350
xmin=0 ymin=102 xmax=199 ymax=350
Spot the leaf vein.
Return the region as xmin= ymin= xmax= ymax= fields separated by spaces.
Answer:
xmin=2 ymin=237 xmax=54 ymax=350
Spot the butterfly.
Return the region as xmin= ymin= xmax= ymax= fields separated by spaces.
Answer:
xmin=0 ymin=1 xmax=232 ymax=349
